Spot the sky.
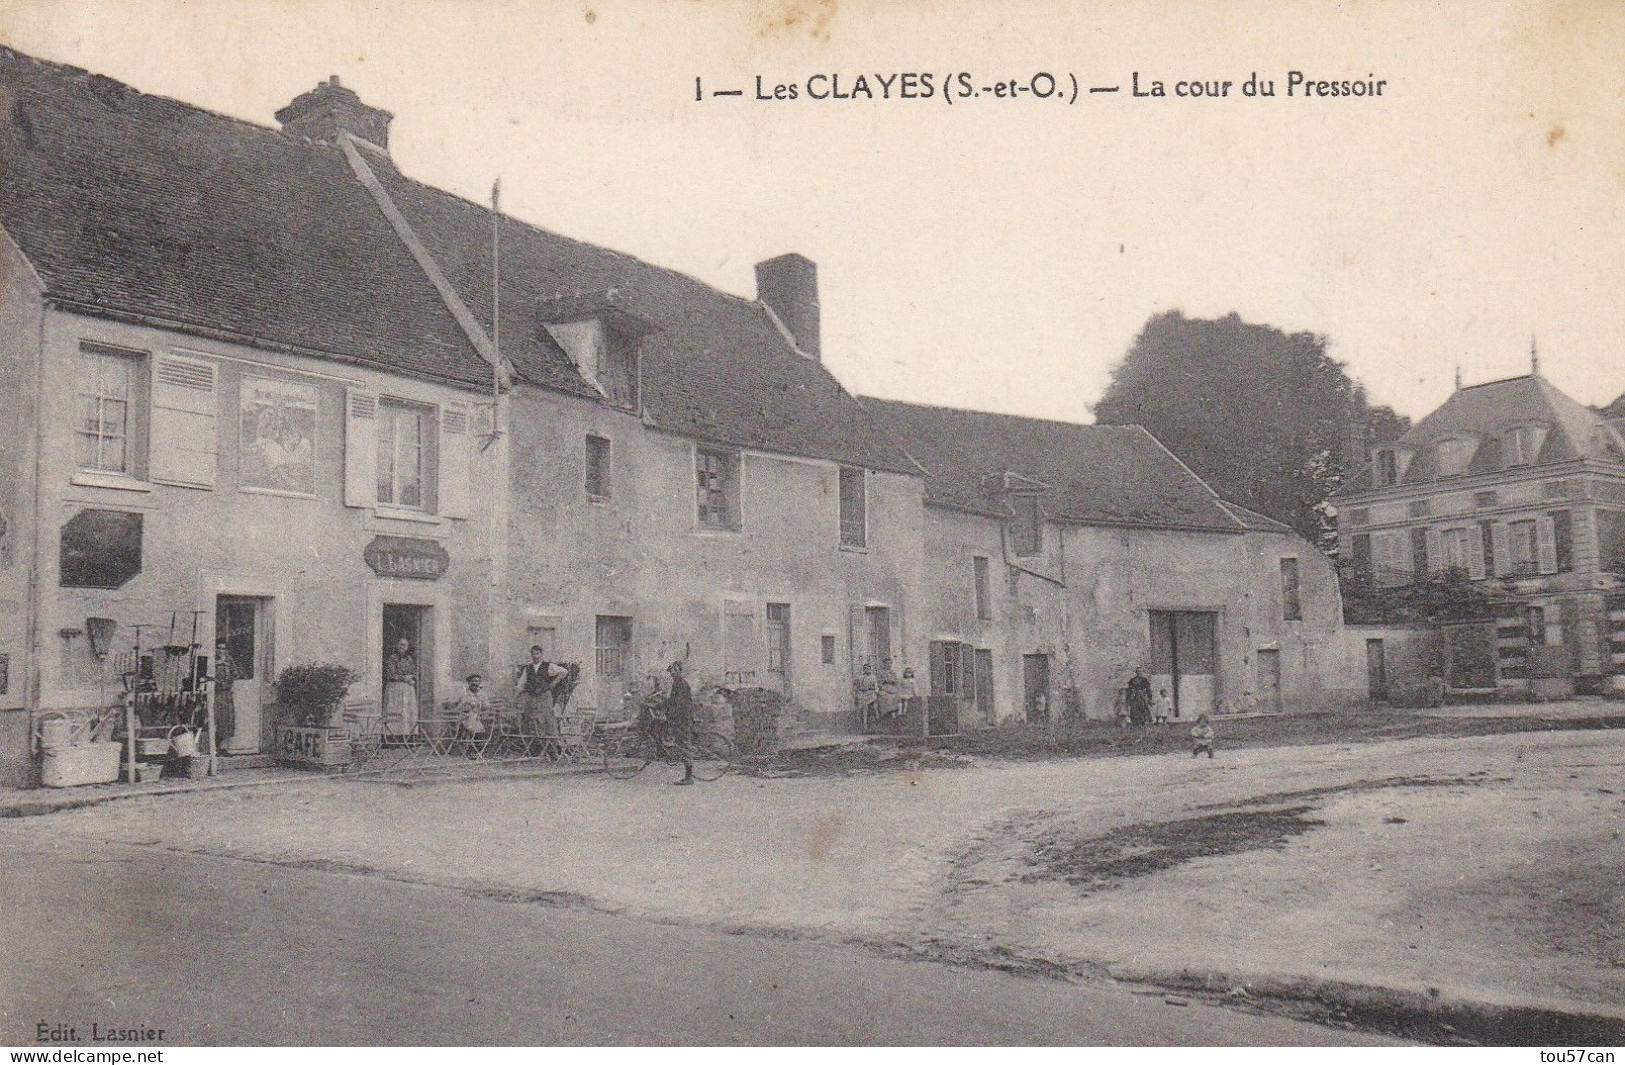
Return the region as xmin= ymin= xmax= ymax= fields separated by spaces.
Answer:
xmin=3 ymin=0 xmax=1622 ymax=424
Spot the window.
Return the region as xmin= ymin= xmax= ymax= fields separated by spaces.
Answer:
xmin=973 ymin=556 xmax=992 ymax=620
xmin=1599 ymin=510 xmax=1625 ymax=574
xmin=1351 ymin=533 xmax=1373 ymax=577
xmin=696 ymin=447 xmax=741 ymax=530
xmin=821 ymin=634 xmax=836 ymax=665
xmin=377 ymin=400 xmax=429 ymax=508
xmin=1411 ymin=527 xmax=1430 ymax=575
xmin=1442 ymin=527 xmax=1471 ymax=573
xmin=1011 ymin=494 xmax=1042 ymax=557
xmin=1504 ymin=425 xmax=1547 ymax=467
xmin=1480 ymin=520 xmax=1497 ymax=575
xmin=595 ymin=615 xmax=633 ymax=679
xmin=1551 ymin=510 xmax=1574 ymax=573
xmin=1434 ymin=437 xmax=1476 ymax=476
xmin=1279 ymin=557 xmax=1302 ymax=621
xmin=585 ymin=435 xmax=611 ymax=501
xmin=1526 ymin=605 xmax=1547 ymax=646
xmin=1509 ymin=519 xmax=1540 ymax=576
xmin=76 ymin=344 xmax=140 ymax=474
xmin=599 ymin=334 xmax=639 ymax=411
xmin=838 ymin=466 xmax=867 ymax=548
xmin=1375 ymin=449 xmax=1399 ymax=486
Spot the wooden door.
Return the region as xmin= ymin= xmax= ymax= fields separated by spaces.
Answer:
xmin=1023 ymin=653 xmax=1050 ymax=724
xmin=1366 ymin=638 xmax=1388 ymax=702
xmin=216 ymin=596 xmax=270 ymax=755
xmin=1255 ymin=649 xmax=1282 ymax=713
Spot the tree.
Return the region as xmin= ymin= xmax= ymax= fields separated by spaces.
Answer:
xmin=1093 ymin=311 xmax=1408 ymax=549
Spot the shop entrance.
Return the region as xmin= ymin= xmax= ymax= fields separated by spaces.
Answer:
xmin=382 ymin=604 xmax=434 ymax=731
xmin=215 ymin=595 xmax=273 ymax=754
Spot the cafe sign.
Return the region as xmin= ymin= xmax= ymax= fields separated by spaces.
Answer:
xmin=364 ymin=535 xmax=450 ymax=580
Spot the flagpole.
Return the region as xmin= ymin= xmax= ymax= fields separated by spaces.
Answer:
xmin=488 ymin=177 xmax=502 ymax=444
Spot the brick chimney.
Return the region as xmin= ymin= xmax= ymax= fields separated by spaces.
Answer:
xmin=756 ymin=253 xmax=820 ymax=361
xmin=275 ymin=75 xmax=393 ymax=151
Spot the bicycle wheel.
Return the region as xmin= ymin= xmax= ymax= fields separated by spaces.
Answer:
xmin=687 ymin=730 xmax=733 ymax=782
xmin=602 ymin=731 xmax=650 ymax=779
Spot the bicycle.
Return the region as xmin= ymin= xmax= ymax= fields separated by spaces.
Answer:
xmin=601 ymin=718 xmax=733 ymax=781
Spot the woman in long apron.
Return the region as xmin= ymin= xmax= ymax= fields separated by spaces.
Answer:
xmin=383 ymin=638 xmax=419 ymax=736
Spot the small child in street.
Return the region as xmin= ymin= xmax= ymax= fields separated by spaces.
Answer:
xmin=1190 ymin=714 xmax=1215 ymax=758
xmin=1155 ymin=687 xmax=1174 ymax=723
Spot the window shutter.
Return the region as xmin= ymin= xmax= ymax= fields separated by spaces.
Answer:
xmin=847 ymin=604 xmax=866 ymax=672
xmin=928 ymin=641 xmax=946 ymax=697
xmin=1425 ymin=528 xmax=1443 ymax=575
xmin=344 ymin=387 xmax=378 ymax=508
xmin=1467 ymin=527 xmax=1486 ymax=580
xmin=1536 ymin=516 xmax=1559 ymax=574
xmin=149 ymin=354 xmax=217 ymax=487
xmin=438 ymin=401 xmax=472 ymax=519
xmin=1491 ymin=522 xmax=1512 ymax=577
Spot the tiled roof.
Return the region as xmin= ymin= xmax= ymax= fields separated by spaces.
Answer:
xmin=860 ymin=399 xmax=1245 ymax=532
xmin=1341 ymin=374 xmax=1625 ymax=492
xmin=365 ymin=158 xmax=916 ymax=472
xmin=0 ymin=47 xmax=494 ymax=388
xmin=0 ymin=48 xmax=918 ymax=474
xmin=1219 ymin=501 xmax=1294 ymax=534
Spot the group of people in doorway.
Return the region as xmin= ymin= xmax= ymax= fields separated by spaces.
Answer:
xmin=852 ymin=659 xmax=918 ymax=720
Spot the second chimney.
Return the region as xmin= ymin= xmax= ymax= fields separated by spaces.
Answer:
xmin=275 ymin=75 xmax=394 ymax=151
xmin=756 ymin=253 xmax=820 ymax=361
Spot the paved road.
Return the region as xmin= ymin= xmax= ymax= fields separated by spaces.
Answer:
xmin=0 ymin=830 xmax=1393 ymax=1046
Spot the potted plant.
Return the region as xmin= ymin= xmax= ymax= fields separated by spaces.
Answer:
xmin=274 ymin=663 xmax=358 ymax=727
xmin=272 ymin=663 xmax=359 ymax=767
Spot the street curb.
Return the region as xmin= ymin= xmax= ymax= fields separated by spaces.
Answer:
xmin=1112 ymin=968 xmax=1625 ymax=1046
xmin=0 ymin=773 xmax=323 ymax=819
xmin=0 ymin=762 xmax=603 ymax=817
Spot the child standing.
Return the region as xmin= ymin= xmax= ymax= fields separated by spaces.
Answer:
xmin=1190 ymin=714 xmax=1215 ymax=758
xmin=1155 ymin=687 xmax=1174 ymax=723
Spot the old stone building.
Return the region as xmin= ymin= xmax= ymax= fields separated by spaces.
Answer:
xmin=1335 ymin=364 xmax=1625 ymax=697
xmin=863 ymin=401 xmax=1354 ymax=728
xmin=0 ymin=48 xmax=1359 ymax=785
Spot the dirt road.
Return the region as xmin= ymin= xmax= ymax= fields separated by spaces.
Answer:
xmin=10 ymin=727 xmax=1624 ymax=1041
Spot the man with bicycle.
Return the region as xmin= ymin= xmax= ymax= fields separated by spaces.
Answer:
xmin=632 ymin=660 xmax=696 ymax=783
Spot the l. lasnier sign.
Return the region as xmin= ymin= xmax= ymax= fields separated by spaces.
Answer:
xmin=364 ymin=535 xmax=450 ymax=580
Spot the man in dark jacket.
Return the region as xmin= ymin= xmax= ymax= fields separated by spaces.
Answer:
xmin=664 ymin=660 xmax=695 ymax=785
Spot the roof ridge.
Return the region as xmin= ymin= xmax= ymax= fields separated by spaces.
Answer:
xmin=860 ymin=396 xmax=1112 ymax=432
xmin=367 ymin=155 xmax=775 ymax=316
xmin=1 ymin=45 xmax=350 ymax=159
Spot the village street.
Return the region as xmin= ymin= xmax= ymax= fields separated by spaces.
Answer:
xmin=3 ymin=721 xmax=1624 ymax=1044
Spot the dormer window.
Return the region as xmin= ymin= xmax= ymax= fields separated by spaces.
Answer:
xmin=1504 ymin=424 xmax=1548 ymax=467
xmin=538 ymin=291 xmax=655 ymax=414
xmin=1434 ymin=436 xmax=1477 ymax=477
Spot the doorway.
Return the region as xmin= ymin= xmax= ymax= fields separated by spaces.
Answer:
xmin=1023 ymin=652 xmax=1050 ymax=724
xmin=766 ymin=603 xmax=791 ymax=698
xmin=215 ymin=595 xmax=272 ymax=755
xmin=382 ymin=604 xmax=434 ymax=728
xmin=1366 ymin=638 xmax=1388 ymax=702
xmin=974 ymin=648 xmax=995 ymax=722
xmin=1255 ymin=649 xmax=1282 ymax=713
xmin=1150 ymin=610 xmax=1218 ymax=718
xmin=866 ymin=606 xmax=891 ymax=671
